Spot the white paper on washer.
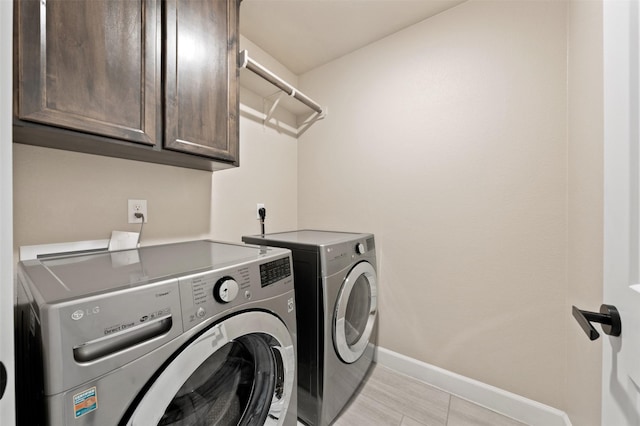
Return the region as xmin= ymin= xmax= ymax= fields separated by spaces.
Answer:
xmin=108 ymin=231 xmax=139 ymax=251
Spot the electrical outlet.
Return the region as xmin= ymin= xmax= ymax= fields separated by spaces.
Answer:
xmin=128 ymin=199 xmax=148 ymax=224
xmin=256 ymin=203 xmax=265 ymax=220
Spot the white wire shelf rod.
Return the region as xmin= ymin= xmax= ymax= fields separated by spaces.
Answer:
xmin=239 ymin=49 xmax=325 ymax=115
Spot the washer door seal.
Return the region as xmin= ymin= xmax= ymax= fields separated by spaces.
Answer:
xmin=334 ymin=261 xmax=378 ymax=363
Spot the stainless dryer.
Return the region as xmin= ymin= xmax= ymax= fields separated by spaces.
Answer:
xmin=242 ymin=230 xmax=377 ymax=426
xmin=15 ymin=240 xmax=297 ymax=426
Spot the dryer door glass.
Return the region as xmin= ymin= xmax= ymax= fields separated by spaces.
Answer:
xmin=344 ymin=275 xmax=371 ymax=346
xmin=334 ymin=261 xmax=378 ymax=363
xmin=125 ymin=312 xmax=295 ymax=426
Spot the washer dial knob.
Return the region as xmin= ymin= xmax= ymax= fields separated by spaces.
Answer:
xmin=355 ymin=243 xmax=365 ymax=255
xmin=213 ymin=277 xmax=239 ymax=304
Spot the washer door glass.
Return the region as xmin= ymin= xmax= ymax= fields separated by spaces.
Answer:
xmin=334 ymin=261 xmax=378 ymax=363
xmin=126 ymin=312 xmax=295 ymax=426
xmin=159 ymin=334 xmax=275 ymax=425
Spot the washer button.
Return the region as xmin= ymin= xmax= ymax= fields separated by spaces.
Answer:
xmin=196 ymin=307 xmax=206 ymax=318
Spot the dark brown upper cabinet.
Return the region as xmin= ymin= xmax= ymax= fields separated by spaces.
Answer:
xmin=164 ymin=0 xmax=239 ymax=162
xmin=13 ymin=0 xmax=239 ymax=171
xmin=15 ymin=0 xmax=160 ymax=145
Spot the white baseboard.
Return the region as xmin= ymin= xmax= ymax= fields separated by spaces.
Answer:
xmin=374 ymin=347 xmax=572 ymax=426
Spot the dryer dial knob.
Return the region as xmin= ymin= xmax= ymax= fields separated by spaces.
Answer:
xmin=355 ymin=243 xmax=365 ymax=255
xmin=213 ymin=277 xmax=239 ymax=304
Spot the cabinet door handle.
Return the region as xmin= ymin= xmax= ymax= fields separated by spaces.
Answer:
xmin=572 ymin=304 xmax=622 ymax=341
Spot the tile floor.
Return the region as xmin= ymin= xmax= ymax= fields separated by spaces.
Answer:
xmin=331 ymin=364 xmax=527 ymax=426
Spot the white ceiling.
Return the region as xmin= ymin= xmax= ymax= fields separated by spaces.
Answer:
xmin=239 ymin=0 xmax=467 ymax=75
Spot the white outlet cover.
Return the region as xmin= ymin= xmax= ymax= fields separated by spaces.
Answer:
xmin=128 ymin=199 xmax=148 ymax=223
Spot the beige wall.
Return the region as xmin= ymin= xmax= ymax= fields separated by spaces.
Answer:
xmin=298 ymin=0 xmax=568 ymax=409
xmin=566 ymin=1 xmax=603 ymax=424
xmin=13 ymin=144 xmax=213 ymax=252
xmin=13 ymin=133 xmax=296 ymax=254
xmin=210 ymin=106 xmax=298 ymax=242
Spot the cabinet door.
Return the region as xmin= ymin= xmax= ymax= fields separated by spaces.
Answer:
xmin=164 ymin=0 xmax=239 ymax=162
xmin=16 ymin=0 xmax=159 ymax=146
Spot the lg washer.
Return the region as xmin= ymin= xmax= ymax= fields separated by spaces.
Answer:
xmin=15 ymin=240 xmax=297 ymax=426
xmin=242 ymin=230 xmax=377 ymax=426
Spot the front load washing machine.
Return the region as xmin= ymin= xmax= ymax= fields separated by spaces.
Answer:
xmin=242 ymin=231 xmax=377 ymax=426
xmin=15 ymin=240 xmax=297 ymax=426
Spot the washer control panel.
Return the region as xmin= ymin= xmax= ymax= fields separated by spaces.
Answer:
xmin=178 ymin=253 xmax=293 ymax=330
xmin=259 ymin=257 xmax=292 ymax=288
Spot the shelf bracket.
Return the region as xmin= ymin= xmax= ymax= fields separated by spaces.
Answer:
xmin=264 ymin=92 xmax=284 ymax=128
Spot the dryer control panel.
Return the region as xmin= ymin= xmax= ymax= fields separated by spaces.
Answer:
xmin=321 ymin=236 xmax=376 ymax=277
